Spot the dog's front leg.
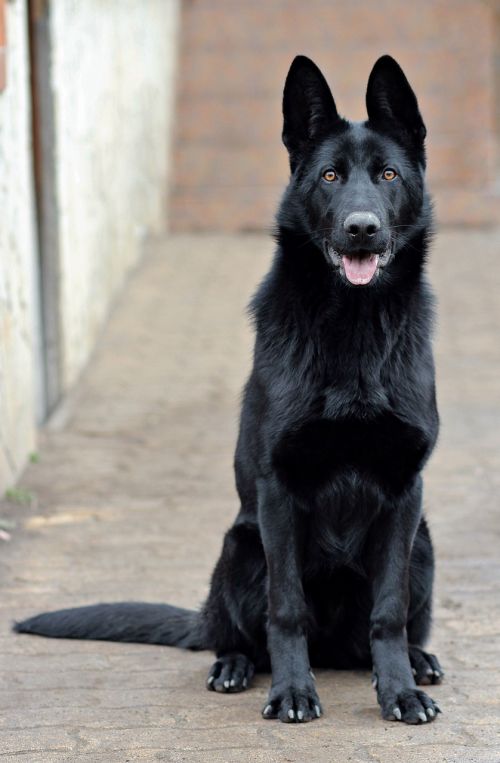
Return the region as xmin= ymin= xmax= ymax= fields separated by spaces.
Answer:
xmin=370 ymin=482 xmax=440 ymax=724
xmin=257 ymin=476 xmax=321 ymax=723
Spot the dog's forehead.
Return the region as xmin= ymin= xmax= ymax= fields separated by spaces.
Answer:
xmin=317 ymin=122 xmax=402 ymax=165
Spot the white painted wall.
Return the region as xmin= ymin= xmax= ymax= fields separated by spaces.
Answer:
xmin=0 ymin=0 xmax=179 ymax=492
xmin=50 ymin=0 xmax=180 ymax=390
xmin=0 ymin=1 xmax=39 ymax=491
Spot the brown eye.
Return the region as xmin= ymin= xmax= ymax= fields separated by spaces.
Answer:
xmin=383 ymin=168 xmax=397 ymax=181
xmin=322 ymin=169 xmax=337 ymax=183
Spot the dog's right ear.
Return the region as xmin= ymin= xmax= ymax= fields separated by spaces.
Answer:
xmin=282 ymin=56 xmax=340 ymax=171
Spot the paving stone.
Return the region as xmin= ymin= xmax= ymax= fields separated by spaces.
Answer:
xmin=1 ymin=232 xmax=500 ymax=761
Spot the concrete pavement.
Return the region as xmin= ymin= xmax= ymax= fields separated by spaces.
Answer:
xmin=1 ymin=232 xmax=500 ymax=761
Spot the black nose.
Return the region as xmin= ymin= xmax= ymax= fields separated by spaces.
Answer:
xmin=344 ymin=211 xmax=381 ymax=240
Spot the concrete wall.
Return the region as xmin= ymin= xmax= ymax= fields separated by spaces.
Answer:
xmin=0 ymin=0 xmax=39 ymax=491
xmin=0 ymin=0 xmax=179 ymax=493
xmin=50 ymin=0 xmax=180 ymax=390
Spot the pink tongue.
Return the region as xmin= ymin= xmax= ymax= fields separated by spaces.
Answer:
xmin=342 ymin=254 xmax=379 ymax=285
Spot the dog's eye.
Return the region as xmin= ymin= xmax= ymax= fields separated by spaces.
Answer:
xmin=382 ymin=168 xmax=397 ymax=181
xmin=322 ymin=169 xmax=337 ymax=183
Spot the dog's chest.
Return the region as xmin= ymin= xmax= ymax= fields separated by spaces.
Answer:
xmin=305 ymin=483 xmax=377 ymax=573
xmin=272 ymin=410 xmax=429 ymax=500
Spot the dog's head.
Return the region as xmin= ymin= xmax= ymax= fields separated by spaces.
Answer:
xmin=280 ymin=55 xmax=429 ymax=287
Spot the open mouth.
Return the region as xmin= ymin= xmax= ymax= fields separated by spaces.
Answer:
xmin=325 ymin=243 xmax=392 ymax=286
xmin=342 ymin=253 xmax=379 ymax=285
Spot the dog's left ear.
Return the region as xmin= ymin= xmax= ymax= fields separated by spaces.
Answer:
xmin=366 ymin=56 xmax=426 ymax=150
xmin=283 ymin=56 xmax=340 ymax=171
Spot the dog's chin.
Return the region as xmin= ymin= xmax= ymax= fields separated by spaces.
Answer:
xmin=325 ymin=243 xmax=392 ymax=286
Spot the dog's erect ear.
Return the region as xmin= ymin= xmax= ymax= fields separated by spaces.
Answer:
xmin=283 ymin=56 xmax=340 ymax=170
xmin=366 ymin=56 xmax=426 ymax=147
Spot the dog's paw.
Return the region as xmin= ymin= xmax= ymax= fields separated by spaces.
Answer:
xmin=262 ymin=682 xmax=322 ymax=723
xmin=409 ymin=645 xmax=444 ymax=685
xmin=206 ymin=653 xmax=254 ymax=693
xmin=380 ymin=687 xmax=441 ymax=724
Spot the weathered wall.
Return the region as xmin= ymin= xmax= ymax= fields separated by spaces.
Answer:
xmin=50 ymin=0 xmax=180 ymax=390
xmin=0 ymin=0 xmax=180 ymax=493
xmin=0 ymin=0 xmax=39 ymax=491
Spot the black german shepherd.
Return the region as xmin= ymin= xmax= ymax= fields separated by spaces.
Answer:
xmin=16 ymin=55 xmax=444 ymax=725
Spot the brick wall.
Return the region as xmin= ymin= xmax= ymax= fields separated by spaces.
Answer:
xmin=170 ymin=0 xmax=499 ymax=231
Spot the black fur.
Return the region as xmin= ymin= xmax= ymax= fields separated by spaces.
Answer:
xmin=15 ymin=55 xmax=444 ymax=725
xmin=15 ymin=603 xmax=203 ymax=648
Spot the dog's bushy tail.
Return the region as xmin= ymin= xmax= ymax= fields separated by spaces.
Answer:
xmin=14 ymin=602 xmax=206 ymax=649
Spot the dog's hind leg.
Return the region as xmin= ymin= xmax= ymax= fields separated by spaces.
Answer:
xmin=407 ymin=595 xmax=444 ymax=685
xmin=207 ymin=652 xmax=255 ymax=693
xmin=408 ymin=643 xmax=443 ymax=686
xmin=203 ymin=518 xmax=268 ymax=693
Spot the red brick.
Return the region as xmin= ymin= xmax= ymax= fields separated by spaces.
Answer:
xmin=173 ymin=143 xmax=287 ymax=189
xmin=171 ymin=0 xmax=499 ymax=230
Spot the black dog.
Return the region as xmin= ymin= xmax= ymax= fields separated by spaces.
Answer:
xmin=16 ymin=55 xmax=444 ymax=725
